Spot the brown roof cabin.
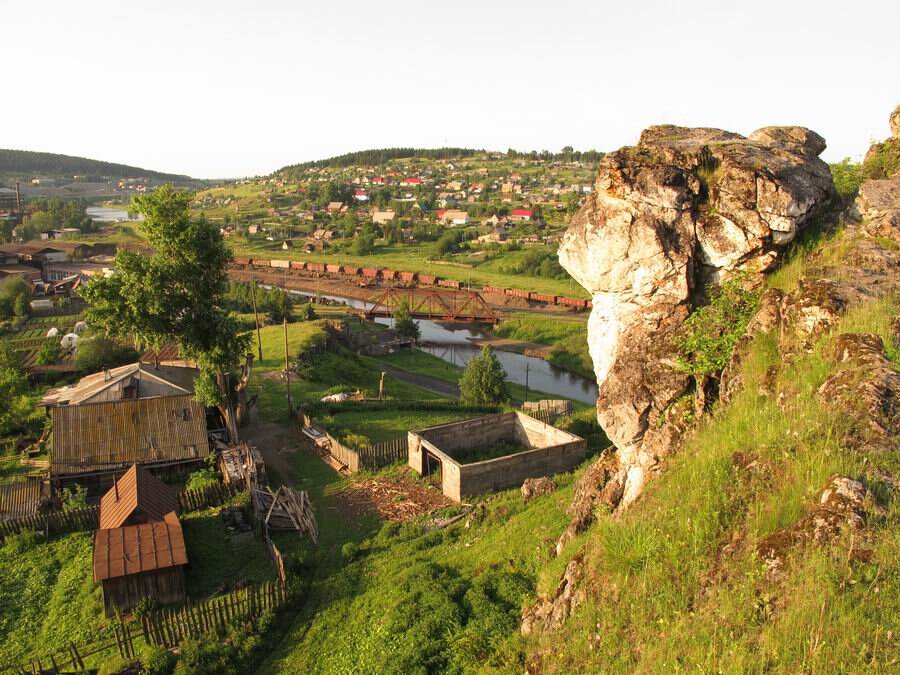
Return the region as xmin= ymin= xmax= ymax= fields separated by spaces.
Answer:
xmin=93 ymin=465 xmax=188 ymax=616
xmin=50 ymin=394 xmax=209 ymax=477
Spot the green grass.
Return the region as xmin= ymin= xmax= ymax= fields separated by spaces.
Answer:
xmin=0 ymin=531 xmax=108 ymax=668
xmin=321 ymin=408 xmax=483 ymax=445
xmin=528 ymin=288 xmax=899 ymax=673
xmin=181 ymin=506 xmax=277 ymax=598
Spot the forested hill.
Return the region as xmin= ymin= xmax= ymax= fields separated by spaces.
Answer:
xmin=278 ymin=146 xmax=605 ymax=173
xmin=0 ymin=148 xmax=192 ymax=181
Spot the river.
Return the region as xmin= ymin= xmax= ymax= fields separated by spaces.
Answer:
xmin=86 ymin=206 xmax=143 ymax=222
xmin=274 ymin=287 xmax=599 ymax=405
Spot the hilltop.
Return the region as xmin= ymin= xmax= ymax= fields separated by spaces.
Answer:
xmin=0 ymin=148 xmax=194 ymax=183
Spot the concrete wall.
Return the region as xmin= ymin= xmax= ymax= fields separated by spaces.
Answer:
xmin=408 ymin=412 xmax=587 ymax=502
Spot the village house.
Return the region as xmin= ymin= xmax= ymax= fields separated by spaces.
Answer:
xmin=49 ymin=394 xmax=210 ymax=479
xmin=353 ymin=189 xmax=368 ymax=202
xmin=372 ymin=209 xmax=396 ymax=225
xmin=41 ymin=361 xmax=198 ymax=407
xmin=312 ymin=229 xmax=339 ymax=241
xmin=510 ymin=208 xmax=533 ymax=221
xmin=437 ymin=209 xmax=469 ymax=226
xmin=478 ymin=225 xmax=508 ymax=243
xmin=43 ymin=261 xmax=114 ymax=283
xmin=399 ymin=177 xmax=423 ymax=187
xmin=92 ymin=464 xmax=188 ymax=615
xmin=247 ymin=224 xmax=261 ymax=235
xmin=326 ymin=201 xmax=344 ymax=213
xmin=0 ymin=243 xmax=69 ymax=266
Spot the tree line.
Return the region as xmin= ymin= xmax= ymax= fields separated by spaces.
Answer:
xmin=0 ymin=149 xmax=191 ymax=181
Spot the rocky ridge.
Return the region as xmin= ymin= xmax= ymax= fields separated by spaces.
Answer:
xmin=557 ymin=123 xmax=833 ymax=513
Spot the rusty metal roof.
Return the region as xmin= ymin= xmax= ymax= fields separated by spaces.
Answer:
xmin=51 ymin=395 xmax=209 ymax=475
xmin=93 ymin=511 xmax=187 ymax=582
xmin=0 ymin=479 xmax=43 ymax=521
xmin=41 ymin=362 xmax=197 ymax=407
xmin=99 ymin=464 xmax=179 ymax=529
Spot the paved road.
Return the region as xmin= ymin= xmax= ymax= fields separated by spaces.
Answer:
xmin=378 ymin=363 xmax=460 ymax=398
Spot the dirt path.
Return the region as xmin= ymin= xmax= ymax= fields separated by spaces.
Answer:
xmin=238 ymin=413 xmax=304 ymax=485
xmin=377 ymin=363 xmax=460 ymax=398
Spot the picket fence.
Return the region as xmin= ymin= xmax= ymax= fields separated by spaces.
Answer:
xmin=0 ymin=481 xmax=241 ymax=542
xmin=14 ymin=581 xmax=287 ymax=674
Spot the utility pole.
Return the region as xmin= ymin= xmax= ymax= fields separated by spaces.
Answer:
xmin=250 ymin=282 xmax=263 ymax=361
xmin=283 ymin=319 xmax=292 ymax=418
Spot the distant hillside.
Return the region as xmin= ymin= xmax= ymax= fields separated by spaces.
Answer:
xmin=278 ymin=146 xmax=604 ymax=173
xmin=0 ymin=148 xmax=192 ymax=182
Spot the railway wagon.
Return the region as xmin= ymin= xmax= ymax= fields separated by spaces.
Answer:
xmin=326 ymin=264 xmax=343 ymax=275
xmin=361 ymin=267 xmax=380 ymax=278
xmin=528 ymin=292 xmax=556 ymax=304
xmin=306 ymin=262 xmax=326 ymax=273
xmin=438 ymin=279 xmax=461 ymax=290
xmin=290 ymin=261 xmax=307 ymax=271
xmin=381 ymin=269 xmax=399 ymax=281
xmin=398 ymin=271 xmax=418 ymax=283
xmin=343 ymin=266 xmax=362 ymax=276
xmin=418 ymin=274 xmax=438 ymax=286
xmin=271 ymin=259 xmax=290 ymax=269
xmin=557 ymin=296 xmax=589 ymax=309
xmin=233 ymin=257 xmax=251 ymax=268
xmin=505 ymin=288 xmax=529 ymax=299
xmin=481 ymin=285 xmax=502 ymax=295
xmin=251 ymin=259 xmax=272 ymax=269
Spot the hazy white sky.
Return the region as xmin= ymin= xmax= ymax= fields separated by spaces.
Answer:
xmin=2 ymin=0 xmax=897 ymax=178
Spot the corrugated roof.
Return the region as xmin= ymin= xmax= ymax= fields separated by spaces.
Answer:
xmin=51 ymin=394 xmax=209 ymax=475
xmin=99 ymin=464 xmax=178 ymax=529
xmin=93 ymin=511 xmax=187 ymax=581
xmin=0 ymin=479 xmax=42 ymax=521
xmin=41 ymin=362 xmax=197 ymax=406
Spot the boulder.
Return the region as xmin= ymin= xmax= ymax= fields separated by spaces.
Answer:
xmin=855 ymin=177 xmax=900 ymax=244
xmin=559 ymin=123 xmax=833 ymax=507
xmin=521 ymin=477 xmax=557 ymax=502
xmin=520 ymin=554 xmax=586 ymax=637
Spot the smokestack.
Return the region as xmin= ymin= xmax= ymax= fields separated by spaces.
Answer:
xmin=113 ymin=473 xmax=119 ymax=500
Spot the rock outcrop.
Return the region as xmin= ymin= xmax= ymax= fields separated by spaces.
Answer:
xmin=558 ymin=124 xmax=833 ymax=510
xmin=521 ymin=477 xmax=557 ymax=502
xmin=856 ymin=105 xmax=900 ymax=242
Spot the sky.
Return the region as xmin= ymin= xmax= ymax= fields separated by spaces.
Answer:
xmin=1 ymin=0 xmax=897 ymax=179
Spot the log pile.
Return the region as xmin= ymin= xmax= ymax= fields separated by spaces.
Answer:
xmin=253 ymin=485 xmax=318 ymax=544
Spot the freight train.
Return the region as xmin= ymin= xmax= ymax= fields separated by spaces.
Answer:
xmin=230 ymin=257 xmax=591 ymax=309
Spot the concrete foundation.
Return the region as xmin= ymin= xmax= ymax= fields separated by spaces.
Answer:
xmin=408 ymin=411 xmax=587 ymax=502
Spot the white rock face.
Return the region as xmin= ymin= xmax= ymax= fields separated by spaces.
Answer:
xmin=559 ymin=123 xmax=833 ymax=506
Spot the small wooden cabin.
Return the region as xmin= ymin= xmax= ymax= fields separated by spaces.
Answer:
xmin=92 ymin=465 xmax=188 ymax=615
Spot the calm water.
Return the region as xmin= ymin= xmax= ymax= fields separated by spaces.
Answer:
xmin=276 ymin=287 xmax=599 ymax=404
xmin=86 ymin=206 xmax=142 ymax=222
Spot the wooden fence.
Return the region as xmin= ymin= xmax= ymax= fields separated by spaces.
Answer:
xmin=0 ymin=481 xmax=242 ymax=542
xmin=139 ymin=581 xmax=287 ymax=648
xmin=14 ymin=582 xmax=287 ymax=673
xmin=299 ymin=412 xmax=407 ymax=473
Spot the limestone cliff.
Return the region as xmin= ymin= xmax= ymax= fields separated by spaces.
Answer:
xmin=558 ymin=124 xmax=833 ymax=517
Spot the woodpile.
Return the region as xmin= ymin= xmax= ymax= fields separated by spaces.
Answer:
xmin=253 ymin=485 xmax=318 ymax=544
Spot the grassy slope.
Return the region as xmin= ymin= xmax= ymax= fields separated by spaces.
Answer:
xmin=259 ymin=223 xmax=897 ymax=673
xmin=531 ymin=236 xmax=899 ymax=672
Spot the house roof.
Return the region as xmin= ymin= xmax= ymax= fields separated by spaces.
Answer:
xmin=93 ymin=511 xmax=187 ymax=582
xmin=511 ymin=209 xmax=533 ymax=217
xmin=50 ymin=394 xmax=209 ymax=475
xmin=40 ymin=362 xmax=197 ymax=407
xmin=0 ymin=479 xmax=42 ymax=521
xmin=99 ymin=464 xmax=179 ymax=529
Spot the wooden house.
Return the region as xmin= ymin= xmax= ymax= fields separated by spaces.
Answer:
xmin=93 ymin=465 xmax=187 ymax=616
xmin=50 ymin=394 xmax=209 ymax=478
xmin=40 ymin=362 xmax=197 ymax=407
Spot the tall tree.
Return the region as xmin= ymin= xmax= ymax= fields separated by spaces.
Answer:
xmin=81 ymin=185 xmax=251 ymax=436
xmin=459 ymin=346 xmax=509 ymax=405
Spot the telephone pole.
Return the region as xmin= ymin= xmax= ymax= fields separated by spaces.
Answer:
xmin=283 ymin=319 xmax=292 ymax=418
xmin=250 ymin=282 xmax=263 ymax=360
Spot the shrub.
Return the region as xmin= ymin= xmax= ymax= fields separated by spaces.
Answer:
xmin=829 ymin=158 xmax=863 ymax=201
xmin=74 ymin=336 xmax=138 ymax=373
xmin=675 ymin=275 xmax=759 ymax=377
xmin=140 ymin=645 xmax=176 ymax=675
xmin=34 ymin=341 xmax=60 ymax=366
xmin=61 ymin=484 xmax=88 ymax=511
xmin=392 ymin=299 xmax=420 ymax=340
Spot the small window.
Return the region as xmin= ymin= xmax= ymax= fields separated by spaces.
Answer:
xmin=182 ymin=408 xmax=191 ymax=421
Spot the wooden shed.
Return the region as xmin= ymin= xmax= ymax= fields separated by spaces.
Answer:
xmin=93 ymin=512 xmax=188 ymax=616
xmin=93 ymin=466 xmax=187 ymax=616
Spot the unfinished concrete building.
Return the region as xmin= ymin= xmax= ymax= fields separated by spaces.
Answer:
xmin=408 ymin=411 xmax=587 ymax=502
